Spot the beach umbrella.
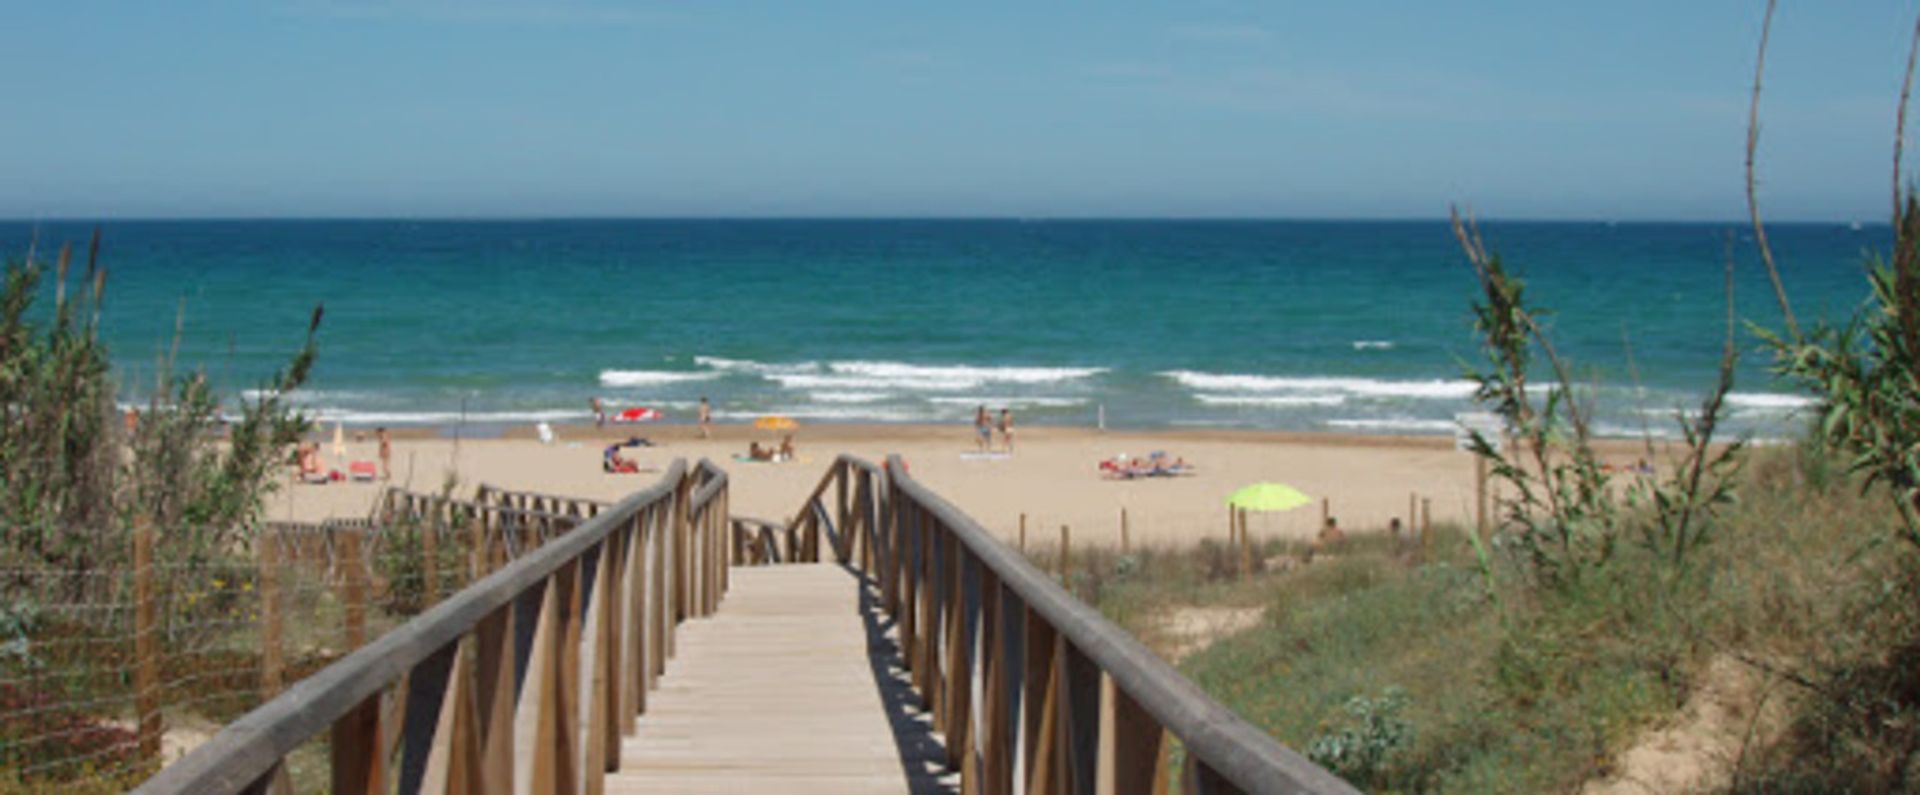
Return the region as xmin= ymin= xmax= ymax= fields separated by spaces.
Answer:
xmin=1226 ymin=482 xmax=1312 ymax=513
xmin=613 ymin=406 xmax=661 ymax=424
xmin=330 ymin=421 xmax=347 ymax=458
xmin=754 ymin=415 xmax=798 ymax=432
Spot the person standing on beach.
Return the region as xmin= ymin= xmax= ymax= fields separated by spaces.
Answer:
xmin=974 ymin=405 xmax=992 ymax=452
xmin=377 ymin=427 xmax=392 ymax=481
xmin=591 ymin=397 xmax=606 ymax=428
xmin=998 ymin=408 xmax=1014 ymax=454
xmin=698 ymin=397 xmax=713 ymax=438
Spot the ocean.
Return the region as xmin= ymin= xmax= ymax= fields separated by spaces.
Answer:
xmin=0 ymin=219 xmax=1886 ymax=438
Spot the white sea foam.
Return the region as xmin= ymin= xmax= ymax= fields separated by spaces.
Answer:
xmin=765 ymin=361 xmax=1105 ymax=392
xmin=926 ymin=396 xmax=1090 ymax=409
xmin=1725 ymin=392 xmax=1815 ymax=411
xmin=1324 ymin=418 xmax=1459 ymax=433
xmin=1351 ymin=340 xmax=1395 ymax=351
xmin=305 ymin=409 xmax=587 ymax=425
xmin=770 ymin=373 xmax=984 ymax=392
xmin=599 ymin=369 xmax=723 ymax=387
xmin=809 ymin=391 xmax=892 ymax=404
xmin=712 ymin=407 xmax=924 ymax=423
xmin=1193 ymin=394 xmax=1347 ymax=407
xmin=1162 ymin=370 xmax=1474 ymax=399
xmin=1591 ymin=423 xmax=1678 ymax=440
xmin=240 ymin=388 xmax=374 ymax=403
xmin=693 ymin=356 xmax=822 ymax=375
xmin=828 ymin=361 xmax=1106 ymax=384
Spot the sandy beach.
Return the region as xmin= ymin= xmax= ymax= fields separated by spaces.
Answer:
xmin=269 ymin=423 xmax=1671 ymax=548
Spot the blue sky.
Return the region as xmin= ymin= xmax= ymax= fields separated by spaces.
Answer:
xmin=1 ymin=1 xmax=1915 ymax=220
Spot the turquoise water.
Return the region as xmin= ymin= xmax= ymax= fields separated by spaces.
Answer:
xmin=0 ymin=219 xmax=1885 ymax=437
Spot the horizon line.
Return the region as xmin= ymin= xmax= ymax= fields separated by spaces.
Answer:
xmin=0 ymin=214 xmax=1892 ymax=227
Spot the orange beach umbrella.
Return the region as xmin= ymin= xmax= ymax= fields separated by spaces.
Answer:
xmin=753 ymin=415 xmax=798 ymax=431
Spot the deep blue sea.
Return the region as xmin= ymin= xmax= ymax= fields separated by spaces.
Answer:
xmin=0 ymin=219 xmax=1888 ymax=438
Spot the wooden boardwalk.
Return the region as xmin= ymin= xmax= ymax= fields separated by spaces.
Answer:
xmin=608 ymin=563 xmax=957 ymax=794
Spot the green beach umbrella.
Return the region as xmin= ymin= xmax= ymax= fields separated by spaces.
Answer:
xmin=1226 ymin=482 xmax=1313 ymax=512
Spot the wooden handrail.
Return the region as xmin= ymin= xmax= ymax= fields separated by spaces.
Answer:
xmin=135 ymin=458 xmax=734 ymax=794
xmin=873 ymin=454 xmax=1357 ymax=794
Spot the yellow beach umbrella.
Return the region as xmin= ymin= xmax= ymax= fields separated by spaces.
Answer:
xmin=1226 ymin=482 xmax=1312 ymax=513
xmin=753 ymin=415 xmax=798 ymax=432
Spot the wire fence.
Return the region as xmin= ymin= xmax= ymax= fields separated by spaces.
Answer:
xmin=0 ymin=485 xmax=605 ymax=792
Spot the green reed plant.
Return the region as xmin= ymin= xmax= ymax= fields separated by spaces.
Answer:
xmin=1450 ymin=210 xmax=1742 ymax=590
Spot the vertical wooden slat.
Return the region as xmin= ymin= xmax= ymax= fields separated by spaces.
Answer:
xmin=921 ymin=508 xmax=943 ymax=718
xmin=397 ymin=642 xmax=457 ymax=794
xmin=134 ymin=517 xmax=161 ymax=763
xmin=901 ymin=502 xmax=920 ymax=676
xmin=945 ymin=541 xmax=973 ymax=772
xmin=331 ymin=693 xmax=385 ymax=795
xmin=622 ymin=515 xmax=647 ymax=730
xmin=522 ymin=569 xmax=566 ymax=795
xmin=651 ymin=505 xmax=669 ymax=683
xmin=342 ymin=529 xmax=369 ymax=649
xmin=1028 ymin=632 xmax=1067 ymax=795
xmin=980 ymin=572 xmax=1011 ymax=795
xmin=259 ymin=527 xmax=284 ymax=699
xmin=583 ymin=541 xmax=614 ymax=787
xmin=556 ymin=557 xmax=584 ymax=795
xmin=1023 ymin=608 xmax=1058 ymax=791
xmin=1184 ymin=756 xmax=1237 ymax=794
xmin=423 ymin=499 xmax=442 ymax=602
xmin=474 ymin=603 xmax=514 ymax=795
xmin=1104 ymin=682 xmax=1163 ymax=795
xmin=1063 ymin=642 xmax=1103 ymax=793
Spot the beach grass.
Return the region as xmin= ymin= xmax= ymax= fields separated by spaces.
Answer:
xmin=1055 ymin=442 xmax=1918 ymax=792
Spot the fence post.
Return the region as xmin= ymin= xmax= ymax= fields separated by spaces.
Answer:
xmin=1413 ymin=487 xmax=1428 ymax=537
xmin=1421 ymin=497 xmax=1434 ymax=556
xmin=422 ymin=499 xmax=441 ymax=604
xmin=134 ymin=516 xmax=162 ymax=764
xmin=1120 ymin=508 xmax=1130 ymax=554
xmin=1239 ymin=507 xmax=1252 ymax=579
xmin=259 ymin=527 xmax=284 ymax=699
xmin=1475 ymin=455 xmax=1490 ymax=539
xmin=1019 ymin=513 xmax=1027 ymax=554
xmin=342 ymin=529 xmax=368 ymax=649
xmin=1058 ymin=525 xmax=1071 ymax=584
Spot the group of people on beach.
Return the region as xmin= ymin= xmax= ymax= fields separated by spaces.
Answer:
xmin=1098 ymin=450 xmax=1193 ymax=479
xmin=744 ymin=435 xmax=797 ymax=463
xmin=590 ymin=396 xmax=713 ymax=438
xmin=973 ymin=405 xmax=1014 ymax=454
xmin=293 ymin=427 xmax=392 ymax=484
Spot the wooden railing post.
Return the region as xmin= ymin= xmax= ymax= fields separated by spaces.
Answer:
xmin=134 ymin=516 xmax=161 ymax=764
xmin=836 ymin=461 xmax=850 ymax=563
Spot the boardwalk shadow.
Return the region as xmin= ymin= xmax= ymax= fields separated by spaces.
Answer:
xmin=846 ymin=563 xmax=959 ymax=795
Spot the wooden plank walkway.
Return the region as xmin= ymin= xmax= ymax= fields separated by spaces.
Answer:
xmin=608 ymin=563 xmax=957 ymax=794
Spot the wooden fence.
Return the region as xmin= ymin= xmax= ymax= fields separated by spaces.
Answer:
xmin=133 ymin=458 xmax=732 ymax=794
xmin=857 ymin=454 xmax=1357 ymax=795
